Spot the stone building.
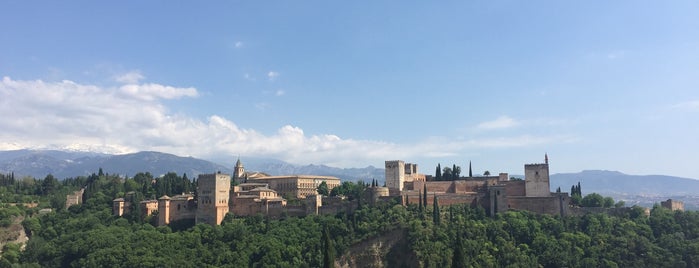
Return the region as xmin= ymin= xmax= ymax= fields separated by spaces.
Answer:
xmin=157 ymin=193 xmax=196 ymax=225
xmin=195 ymin=172 xmax=230 ymax=225
xmin=661 ymin=199 xmax=684 ymax=211
xmin=396 ymin=155 xmax=570 ymax=216
xmin=247 ymin=175 xmax=340 ymax=199
xmin=230 ymin=183 xmax=287 ymax=216
xmin=112 ymin=197 xmax=160 ymax=218
xmin=65 ymin=188 xmax=84 ymax=208
xmin=385 ymin=160 xmax=425 ymax=195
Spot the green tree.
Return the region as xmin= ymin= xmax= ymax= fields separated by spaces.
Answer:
xmin=468 ymin=161 xmax=473 ymax=177
xmin=317 ymin=181 xmax=329 ymax=196
xmin=423 ymin=184 xmax=428 ymax=208
xmin=432 ymin=195 xmax=440 ymax=225
xmin=322 ymin=226 xmax=335 ymax=268
xmin=442 ymin=167 xmax=452 ymax=181
xmin=435 ymin=164 xmax=442 ymax=181
xmin=452 ymin=164 xmax=461 ymax=180
xmin=603 ymin=197 xmax=615 ymax=208
xmin=581 ymin=193 xmax=605 ymax=207
xmin=40 ymin=174 xmax=58 ymax=195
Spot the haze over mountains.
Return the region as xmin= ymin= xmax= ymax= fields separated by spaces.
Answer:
xmin=1 ymin=149 xmax=698 ymax=198
xmin=0 ymin=150 xmax=384 ymax=182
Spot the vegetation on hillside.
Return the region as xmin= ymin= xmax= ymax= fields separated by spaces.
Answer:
xmin=1 ymin=171 xmax=699 ymax=267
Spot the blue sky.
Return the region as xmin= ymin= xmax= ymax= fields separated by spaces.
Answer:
xmin=1 ymin=1 xmax=698 ymax=178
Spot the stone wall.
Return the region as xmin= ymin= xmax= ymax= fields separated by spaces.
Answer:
xmin=502 ymin=180 xmax=526 ymax=196
xmin=506 ymin=194 xmax=568 ymax=216
xmin=404 ymin=192 xmax=480 ymax=207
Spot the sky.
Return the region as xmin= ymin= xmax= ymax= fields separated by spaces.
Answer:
xmin=1 ymin=1 xmax=698 ymax=178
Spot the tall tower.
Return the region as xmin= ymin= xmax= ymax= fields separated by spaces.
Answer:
xmin=524 ymin=155 xmax=550 ymax=197
xmin=233 ymin=157 xmax=245 ymax=184
xmin=195 ymin=172 xmax=230 ymax=225
xmin=385 ymin=160 xmax=405 ymax=193
xmin=157 ymin=195 xmax=171 ymax=226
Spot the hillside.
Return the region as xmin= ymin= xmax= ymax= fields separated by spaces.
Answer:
xmin=0 ymin=150 xmax=231 ymax=179
xmin=550 ymin=170 xmax=699 ymax=196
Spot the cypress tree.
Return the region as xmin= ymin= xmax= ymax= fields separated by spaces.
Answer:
xmin=433 ymin=194 xmax=440 ymax=225
xmin=418 ymin=190 xmax=423 ymax=212
xmin=452 ymin=164 xmax=458 ymax=180
xmin=436 ymin=164 xmax=442 ymax=181
xmin=323 ymin=227 xmax=335 ymax=268
xmin=468 ymin=161 xmax=473 ymax=178
xmin=577 ymin=182 xmax=582 ymax=195
xmin=452 ymin=230 xmax=464 ymax=268
xmin=423 ymin=184 xmax=428 ymax=208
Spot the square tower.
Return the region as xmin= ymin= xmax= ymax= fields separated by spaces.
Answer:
xmin=196 ymin=172 xmax=230 ymax=225
xmin=524 ymin=163 xmax=550 ymax=197
xmin=385 ymin=160 xmax=405 ymax=192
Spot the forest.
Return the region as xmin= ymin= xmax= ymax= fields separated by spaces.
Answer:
xmin=1 ymin=171 xmax=699 ymax=267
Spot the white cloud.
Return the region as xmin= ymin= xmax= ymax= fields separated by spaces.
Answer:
xmin=476 ymin=116 xmax=520 ymax=130
xmin=119 ymin=83 xmax=198 ymax=101
xmin=267 ymin=71 xmax=279 ymax=81
xmin=234 ymin=41 xmax=243 ymax=48
xmin=0 ymin=76 xmax=574 ymax=168
xmin=114 ymin=71 xmax=145 ymax=84
xmin=275 ymin=90 xmax=285 ymax=96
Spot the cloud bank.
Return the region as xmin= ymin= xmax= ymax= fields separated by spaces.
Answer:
xmin=0 ymin=76 xmax=571 ymax=167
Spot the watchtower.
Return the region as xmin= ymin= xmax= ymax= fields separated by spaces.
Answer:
xmin=524 ymin=154 xmax=550 ymax=197
xmin=385 ymin=160 xmax=405 ymax=193
xmin=195 ymin=172 xmax=230 ymax=225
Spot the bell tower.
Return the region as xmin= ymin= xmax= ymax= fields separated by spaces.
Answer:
xmin=233 ymin=157 xmax=245 ymax=184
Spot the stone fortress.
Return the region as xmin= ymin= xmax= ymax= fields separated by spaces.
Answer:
xmin=113 ymin=158 xmax=341 ymax=226
xmin=112 ymin=154 xmax=684 ymax=226
xmin=388 ymin=155 xmax=570 ymax=216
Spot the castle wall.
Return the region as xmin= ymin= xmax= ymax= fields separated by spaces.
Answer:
xmin=506 ymin=193 xmax=569 ymax=216
xmin=403 ymin=192 xmax=480 ymax=207
xmin=487 ymin=186 xmax=508 ymax=216
xmin=502 ymin=180 xmax=526 ymax=196
xmin=169 ymin=198 xmax=196 ymax=223
xmin=140 ymin=200 xmax=158 ymax=216
xmin=409 ymin=180 xmax=494 ymax=194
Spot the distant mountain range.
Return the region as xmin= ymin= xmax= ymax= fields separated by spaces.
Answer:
xmin=550 ymin=170 xmax=699 ymax=196
xmin=1 ymin=150 xmax=698 ymax=198
xmin=0 ymin=150 xmax=384 ymax=182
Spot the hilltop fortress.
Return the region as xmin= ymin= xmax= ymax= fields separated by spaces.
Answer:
xmin=388 ymin=155 xmax=569 ymax=216
xmin=112 ymin=155 xmax=640 ymax=226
